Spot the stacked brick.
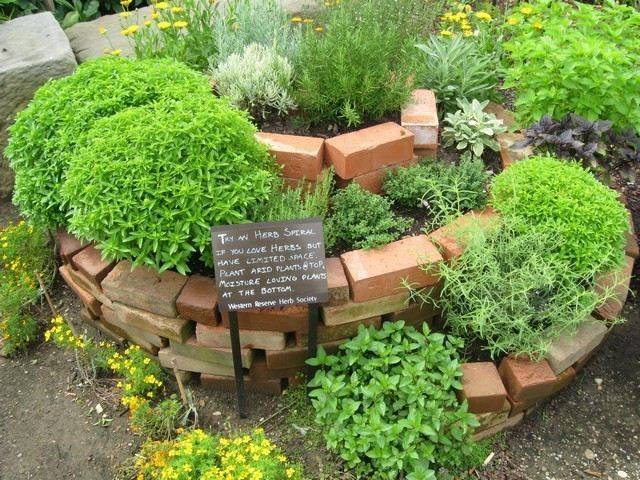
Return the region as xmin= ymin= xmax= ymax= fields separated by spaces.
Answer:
xmin=255 ymin=89 xmax=439 ymax=194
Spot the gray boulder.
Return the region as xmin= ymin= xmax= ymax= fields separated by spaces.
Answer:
xmin=0 ymin=12 xmax=77 ymax=198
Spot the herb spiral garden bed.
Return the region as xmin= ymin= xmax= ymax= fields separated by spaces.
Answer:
xmin=52 ymin=87 xmax=638 ymax=441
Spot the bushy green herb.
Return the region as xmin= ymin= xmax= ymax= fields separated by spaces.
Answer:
xmin=251 ymin=169 xmax=334 ymax=223
xmin=384 ymin=158 xmax=490 ymax=228
xmin=491 ymin=156 xmax=628 ymax=276
xmin=213 ymin=0 xmax=300 ymax=62
xmin=5 ymin=57 xmax=211 ymax=228
xmin=212 ymin=43 xmax=296 ymax=119
xmin=294 ymin=0 xmax=415 ymax=126
xmin=503 ymin=0 xmax=640 ymax=130
xmin=328 ymin=183 xmax=411 ymax=250
xmin=416 ymin=35 xmax=500 ymax=117
xmin=130 ymin=395 xmax=186 ymax=440
xmin=308 ymin=321 xmax=479 ymax=480
xmin=124 ymin=0 xmax=220 ymax=71
xmin=0 ymin=313 xmax=39 ymax=356
xmin=442 ymin=98 xmax=506 ymax=160
xmin=62 ymin=96 xmax=277 ymax=274
xmin=423 ymin=221 xmax=607 ymax=359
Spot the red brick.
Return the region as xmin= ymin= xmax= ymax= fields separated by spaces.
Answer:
xmin=593 ymin=256 xmax=634 ymax=321
xmin=249 ymin=355 xmax=304 ymax=381
xmin=341 ymin=235 xmax=442 ymax=302
xmin=498 ymin=355 xmax=556 ymax=402
xmin=158 ymin=348 xmax=235 ymax=376
xmin=220 ymin=305 xmax=309 ymax=333
xmin=334 ymin=155 xmax=421 ymax=194
xmin=322 ymin=292 xmax=411 ymax=326
xmin=176 ymin=275 xmax=218 ymax=325
xmin=112 ymin=302 xmax=194 ymax=343
xmin=401 ymin=89 xmax=438 ymax=150
xmin=265 ymin=339 xmax=345 ymax=369
xmin=497 ymin=132 xmax=532 ymax=169
xmin=195 ymin=323 xmax=286 ymax=351
xmin=56 ymin=229 xmax=88 ymax=264
xmin=102 ymin=305 xmax=166 ymax=352
xmin=325 ymin=122 xmax=414 ymax=179
xmin=201 ymin=373 xmax=284 ymax=395
xmin=459 ymin=362 xmax=508 ymax=414
xmin=474 ymin=399 xmax=511 ymax=433
xmin=472 ymin=412 xmax=523 ymax=442
xmin=550 ymin=366 xmax=576 ymax=395
xmin=79 ymin=308 xmax=126 ymax=344
xmin=428 ymin=208 xmax=499 ymax=261
xmin=59 ymin=264 xmax=102 ymax=317
xmin=170 ymin=336 xmax=253 ymax=368
xmin=70 ymin=245 xmax=115 ymax=289
xmin=66 ymin=266 xmax=113 ymax=308
xmin=295 ymin=316 xmax=381 ymax=346
xmin=102 ymin=261 xmax=188 ymax=318
xmin=325 ymin=257 xmax=350 ymax=306
xmin=255 ymin=132 xmax=324 ymax=180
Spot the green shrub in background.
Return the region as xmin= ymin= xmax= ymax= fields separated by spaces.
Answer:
xmin=425 ymin=221 xmax=608 ymax=359
xmin=491 ymin=156 xmax=628 ymax=276
xmin=442 ymin=98 xmax=506 ymax=160
xmin=212 ymin=43 xmax=296 ymax=119
xmin=328 ymin=183 xmax=411 ymax=250
xmin=384 ymin=158 xmax=490 ymax=229
xmin=294 ymin=0 xmax=416 ymax=126
xmin=213 ymin=0 xmax=301 ymax=63
xmin=308 ymin=321 xmax=479 ymax=480
xmin=416 ymin=35 xmax=500 ymax=117
xmin=503 ymin=0 xmax=640 ymax=131
xmin=5 ymin=57 xmax=211 ymax=229
xmin=62 ymin=96 xmax=277 ymax=274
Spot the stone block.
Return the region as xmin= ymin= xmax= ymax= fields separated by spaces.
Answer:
xmin=170 ymin=336 xmax=252 ymax=368
xmin=400 ymin=89 xmax=439 ymax=149
xmin=56 ymin=229 xmax=88 ymax=264
xmin=594 ymin=256 xmax=634 ymax=321
xmin=325 ymin=257 xmax=350 ymax=306
xmin=158 ymin=348 xmax=235 ymax=376
xmin=497 ymin=132 xmax=532 ymax=169
xmin=102 ymin=305 xmax=166 ymax=350
xmin=459 ymin=362 xmax=508 ymax=414
xmin=546 ymin=317 xmax=607 ymax=374
xmin=484 ymin=102 xmax=517 ymax=130
xmin=341 ymin=235 xmax=442 ymax=302
xmin=325 ymin=122 xmax=414 ymax=179
xmin=59 ymin=264 xmax=101 ymax=318
xmin=195 ymin=324 xmax=286 ymax=351
xmin=550 ymin=366 xmax=576 ymax=395
xmin=255 ymin=132 xmax=324 ymax=180
xmin=322 ymin=292 xmax=412 ymax=326
xmin=112 ymin=302 xmax=194 ymax=343
xmin=498 ymin=355 xmax=556 ymax=402
xmin=295 ymin=316 xmax=381 ymax=346
xmin=265 ymin=339 xmax=345 ymax=369
xmin=220 ymin=305 xmax=308 ymax=332
xmin=102 ymin=261 xmax=188 ymax=317
xmin=334 ymin=154 xmax=421 ymax=194
xmin=66 ymin=266 xmax=113 ymax=308
xmin=176 ymin=275 xmax=218 ymax=325
xmin=70 ymin=245 xmax=115 ymax=289
xmin=79 ymin=308 xmax=125 ymax=344
xmin=201 ymin=374 xmax=284 ymax=395
xmin=428 ymin=208 xmax=500 ymax=261
xmin=0 ymin=12 xmax=77 ymax=198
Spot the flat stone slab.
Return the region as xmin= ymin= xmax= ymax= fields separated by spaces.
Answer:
xmin=170 ymin=337 xmax=253 ymax=368
xmin=546 ymin=317 xmax=608 ymax=374
xmin=112 ymin=302 xmax=194 ymax=343
xmin=196 ymin=324 xmax=286 ymax=351
xmin=0 ymin=12 xmax=77 ymax=197
xmin=158 ymin=347 xmax=235 ymax=376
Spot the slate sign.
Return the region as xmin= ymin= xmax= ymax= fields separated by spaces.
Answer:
xmin=211 ymin=218 xmax=329 ymax=312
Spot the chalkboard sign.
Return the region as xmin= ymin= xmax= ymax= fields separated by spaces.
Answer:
xmin=211 ymin=218 xmax=329 ymax=312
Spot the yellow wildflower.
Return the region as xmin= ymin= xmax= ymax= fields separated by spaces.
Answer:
xmin=171 ymin=6 xmax=183 ymax=13
xmin=286 ymin=468 xmax=295 ymax=478
xmin=151 ymin=10 xmax=159 ymax=19
xmin=120 ymin=0 xmax=132 ymax=6
xmin=144 ymin=20 xmax=151 ymax=26
xmin=119 ymin=11 xmax=131 ymax=17
xmin=290 ymin=16 xmax=302 ymax=23
xmin=475 ymin=11 xmax=492 ymax=21
xmin=111 ymin=49 xmax=122 ymax=56
xmin=533 ymin=20 xmax=543 ymax=29
xmin=173 ymin=20 xmax=188 ymax=28
xmin=520 ymin=6 xmax=533 ymax=15
xmin=157 ymin=21 xmax=171 ymax=29
xmin=314 ymin=26 xmax=323 ymax=32
xmin=155 ymin=1 xmax=169 ymax=9
xmin=440 ymin=29 xmax=453 ymax=37
xmin=507 ymin=16 xmax=519 ymax=25
xmin=303 ymin=18 xmax=313 ymax=24
xmin=98 ymin=26 xmax=107 ymax=34
xmin=121 ymin=24 xmax=139 ymax=36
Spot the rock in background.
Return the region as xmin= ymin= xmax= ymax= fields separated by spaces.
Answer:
xmin=0 ymin=12 xmax=77 ymax=198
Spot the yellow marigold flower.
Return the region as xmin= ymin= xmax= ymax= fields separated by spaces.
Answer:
xmin=173 ymin=20 xmax=188 ymax=28
xmin=303 ymin=18 xmax=313 ymax=24
xmin=533 ymin=20 xmax=543 ymax=29
xmin=119 ymin=11 xmax=131 ymax=17
xmin=157 ymin=21 xmax=171 ymax=29
xmin=440 ymin=29 xmax=453 ymax=37
xmin=290 ymin=16 xmax=302 ymax=23
xmin=98 ymin=26 xmax=107 ymax=34
xmin=144 ymin=19 xmax=151 ymax=26
xmin=171 ymin=6 xmax=183 ymax=13
xmin=463 ymin=29 xmax=473 ymax=36
xmin=314 ymin=26 xmax=323 ymax=32
xmin=286 ymin=468 xmax=295 ymax=478
xmin=520 ymin=6 xmax=533 ymax=15
xmin=155 ymin=1 xmax=169 ymax=9
xmin=151 ymin=10 xmax=159 ymax=19
xmin=475 ymin=11 xmax=492 ymax=21
xmin=120 ymin=0 xmax=132 ymax=6
xmin=121 ymin=24 xmax=139 ymax=36
xmin=507 ymin=16 xmax=519 ymax=25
